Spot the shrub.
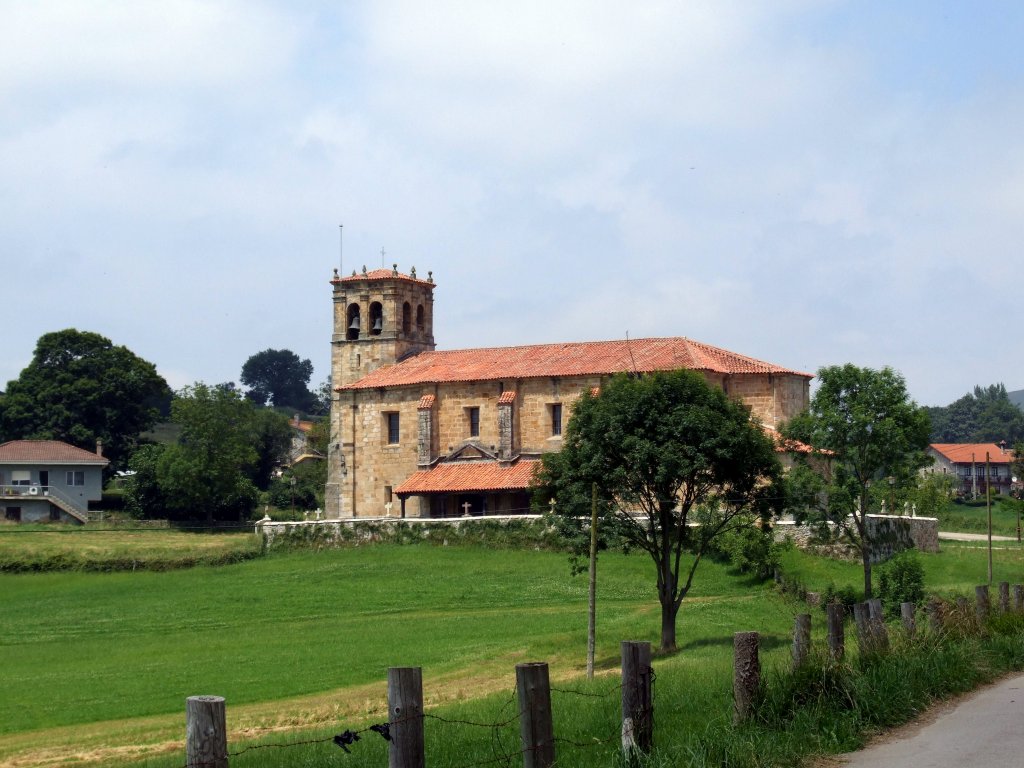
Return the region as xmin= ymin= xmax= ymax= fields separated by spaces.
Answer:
xmin=822 ymin=583 xmax=860 ymax=615
xmin=877 ymin=550 xmax=925 ymax=616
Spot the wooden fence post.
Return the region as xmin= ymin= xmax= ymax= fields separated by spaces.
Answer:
xmin=998 ymin=582 xmax=1010 ymax=613
xmin=976 ymin=585 xmax=991 ymax=621
xmin=867 ymin=598 xmax=889 ymax=651
xmin=927 ymin=599 xmax=944 ymax=633
xmin=186 ymin=696 xmax=228 ymax=768
xmin=853 ymin=602 xmax=873 ymax=655
xmin=1014 ymin=584 xmax=1024 ymax=613
xmin=826 ymin=603 xmax=845 ymax=661
xmin=900 ymin=602 xmax=916 ymax=636
xmin=516 ymin=662 xmax=555 ymax=768
xmin=388 ymin=667 xmax=425 ymax=768
xmin=620 ymin=641 xmax=653 ymax=756
xmin=733 ymin=632 xmax=760 ymax=724
xmin=792 ymin=614 xmax=811 ymax=670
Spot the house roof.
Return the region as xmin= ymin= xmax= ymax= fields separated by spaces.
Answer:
xmin=0 ymin=440 xmax=110 ymax=465
xmin=395 ymin=460 xmax=540 ymax=495
xmin=331 ymin=268 xmax=435 ymax=288
xmin=762 ymin=426 xmax=820 ymax=455
xmin=929 ymin=444 xmax=1013 ymax=465
xmin=339 ymin=337 xmax=811 ymax=391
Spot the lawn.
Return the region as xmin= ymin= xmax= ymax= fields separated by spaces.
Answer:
xmin=932 ymin=497 xmax=1023 ymax=538
xmin=0 ymin=543 xmax=799 ymax=766
xmin=2 ymin=538 xmax=1023 ymax=767
xmin=0 ymin=524 xmax=262 ymax=571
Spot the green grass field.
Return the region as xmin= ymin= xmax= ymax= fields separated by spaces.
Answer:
xmin=933 ymin=497 xmax=1023 ymax=538
xmin=2 ymin=537 xmax=1023 ymax=767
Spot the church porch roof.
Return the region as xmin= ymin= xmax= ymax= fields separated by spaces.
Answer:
xmin=395 ymin=459 xmax=540 ymax=495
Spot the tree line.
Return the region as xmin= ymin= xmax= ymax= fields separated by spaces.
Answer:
xmin=0 ymin=329 xmax=328 ymax=522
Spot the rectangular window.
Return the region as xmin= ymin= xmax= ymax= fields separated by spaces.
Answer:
xmin=551 ymin=403 xmax=563 ymax=436
xmin=468 ymin=406 xmax=480 ymax=437
xmin=11 ymin=470 xmax=30 ymax=486
xmin=386 ymin=412 xmax=400 ymax=444
xmin=66 ymin=471 xmax=85 ymax=486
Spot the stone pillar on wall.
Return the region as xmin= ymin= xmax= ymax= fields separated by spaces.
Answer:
xmin=498 ymin=391 xmax=516 ymax=461
xmin=417 ymin=394 xmax=436 ymax=466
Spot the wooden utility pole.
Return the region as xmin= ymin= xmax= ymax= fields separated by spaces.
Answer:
xmin=587 ymin=482 xmax=598 ymax=679
xmin=987 ymin=451 xmax=993 ymax=584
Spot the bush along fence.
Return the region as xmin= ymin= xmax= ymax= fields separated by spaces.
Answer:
xmin=181 ymin=584 xmax=1024 ymax=768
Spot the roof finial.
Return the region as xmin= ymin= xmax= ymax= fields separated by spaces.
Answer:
xmin=428 ymin=270 xmax=433 ymax=283
xmin=361 ymin=264 xmax=368 ymax=276
xmin=410 ymin=266 xmax=417 ymax=278
xmin=392 ymin=263 xmax=399 ymax=277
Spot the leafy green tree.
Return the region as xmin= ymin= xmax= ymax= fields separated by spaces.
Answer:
xmin=0 ymin=329 xmax=170 ymax=470
xmin=534 ymin=370 xmax=784 ymax=652
xmin=928 ymin=384 xmax=1024 ymax=443
xmin=123 ymin=444 xmax=167 ymax=519
xmin=156 ymin=383 xmax=260 ymax=523
xmin=250 ymin=409 xmax=294 ymax=491
xmin=240 ymin=349 xmax=315 ymax=411
xmin=783 ymin=365 xmax=931 ymax=598
xmin=911 ymin=472 xmax=954 ymax=518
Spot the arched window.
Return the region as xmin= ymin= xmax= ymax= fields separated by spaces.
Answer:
xmin=402 ymin=302 xmax=412 ymax=335
xmin=369 ymin=302 xmax=383 ymax=335
xmin=346 ymin=303 xmax=361 ymax=340
xmin=416 ymin=304 xmax=425 ymax=331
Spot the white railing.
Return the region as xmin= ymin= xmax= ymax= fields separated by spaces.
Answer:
xmin=0 ymin=484 xmax=88 ymax=520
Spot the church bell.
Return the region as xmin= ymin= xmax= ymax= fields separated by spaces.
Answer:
xmin=348 ymin=315 xmax=361 ymax=331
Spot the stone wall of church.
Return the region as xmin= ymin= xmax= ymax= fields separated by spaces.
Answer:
xmin=330 ymin=370 xmax=801 ymax=518
xmin=707 ymin=372 xmax=809 ymax=427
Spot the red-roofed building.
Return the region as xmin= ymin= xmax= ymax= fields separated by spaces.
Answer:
xmin=326 ymin=267 xmax=812 ymax=518
xmin=0 ymin=440 xmax=109 ymax=524
xmin=926 ymin=443 xmax=1016 ymax=498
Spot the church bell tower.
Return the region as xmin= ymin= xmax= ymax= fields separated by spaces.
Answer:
xmin=326 ymin=264 xmax=436 ymax=518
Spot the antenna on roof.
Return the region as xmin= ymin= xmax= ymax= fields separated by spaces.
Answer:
xmin=625 ymin=331 xmax=640 ymax=376
xmin=339 ymin=224 xmax=344 ymax=276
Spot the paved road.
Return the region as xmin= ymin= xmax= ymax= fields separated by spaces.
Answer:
xmin=938 ymin=531 xmax=1016 ymax=542
xmin=835 ymin=672 xmax=1024 ymax=767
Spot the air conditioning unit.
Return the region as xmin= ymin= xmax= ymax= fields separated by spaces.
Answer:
xmin=28 ymin=485 xmax=40 ymax=496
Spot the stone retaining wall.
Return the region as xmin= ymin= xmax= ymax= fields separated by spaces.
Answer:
xmin=774 ymin=515 xmax=939 ymax=562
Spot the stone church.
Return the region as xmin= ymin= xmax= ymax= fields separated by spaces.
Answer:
xmin=326 ymin=266 xmax=812 ymax=519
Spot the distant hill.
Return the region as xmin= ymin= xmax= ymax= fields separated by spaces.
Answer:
xmin=1010 ymin=389 xmax=1024 ymax=409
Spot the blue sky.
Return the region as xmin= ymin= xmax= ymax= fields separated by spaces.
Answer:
xmin=1 ymin=1 xmax=1021 ymax=406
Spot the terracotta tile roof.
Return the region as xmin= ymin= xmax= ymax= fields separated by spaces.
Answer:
xmin=340 ymin=337 xmax=811 ymax=391
xmin=331 ymin=268 xmax=435 ymax=288
xmin=418 ymin=394 xmax=436 ymax=410
xmin=395 ymin=460 xmax=540 ymax=495
xmin=762 ymin=426 xmax=820 ymax=455
xmin=0 ymin=440 xmax=110 ymax=465
xmin=929 ymin=444 xmax=1013 ymax=465
xmin=498 ymin=391 xmax=517 ymax=405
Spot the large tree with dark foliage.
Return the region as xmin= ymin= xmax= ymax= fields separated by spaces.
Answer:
xmin=927 ymin=384 xmax=1024 ymax=444
xmin=783 ymin=364 xmax=931 ymax=598
xmin=534 ymin=370 xmax=784 ymax=653
xmin=240 ymin=349 xmax=315 ymax=411
xmin=0 ymin=329 xmax=170 ymax=470
xmin=126 ymin=383 xmax=271 ymax=523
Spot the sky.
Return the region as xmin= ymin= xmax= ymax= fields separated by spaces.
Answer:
xmin=2 ymin=0 xmax=1022 ymax=407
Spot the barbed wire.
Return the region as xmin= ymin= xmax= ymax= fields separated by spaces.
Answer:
xmin=176 ymin=670 xmax=650 ymax=768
